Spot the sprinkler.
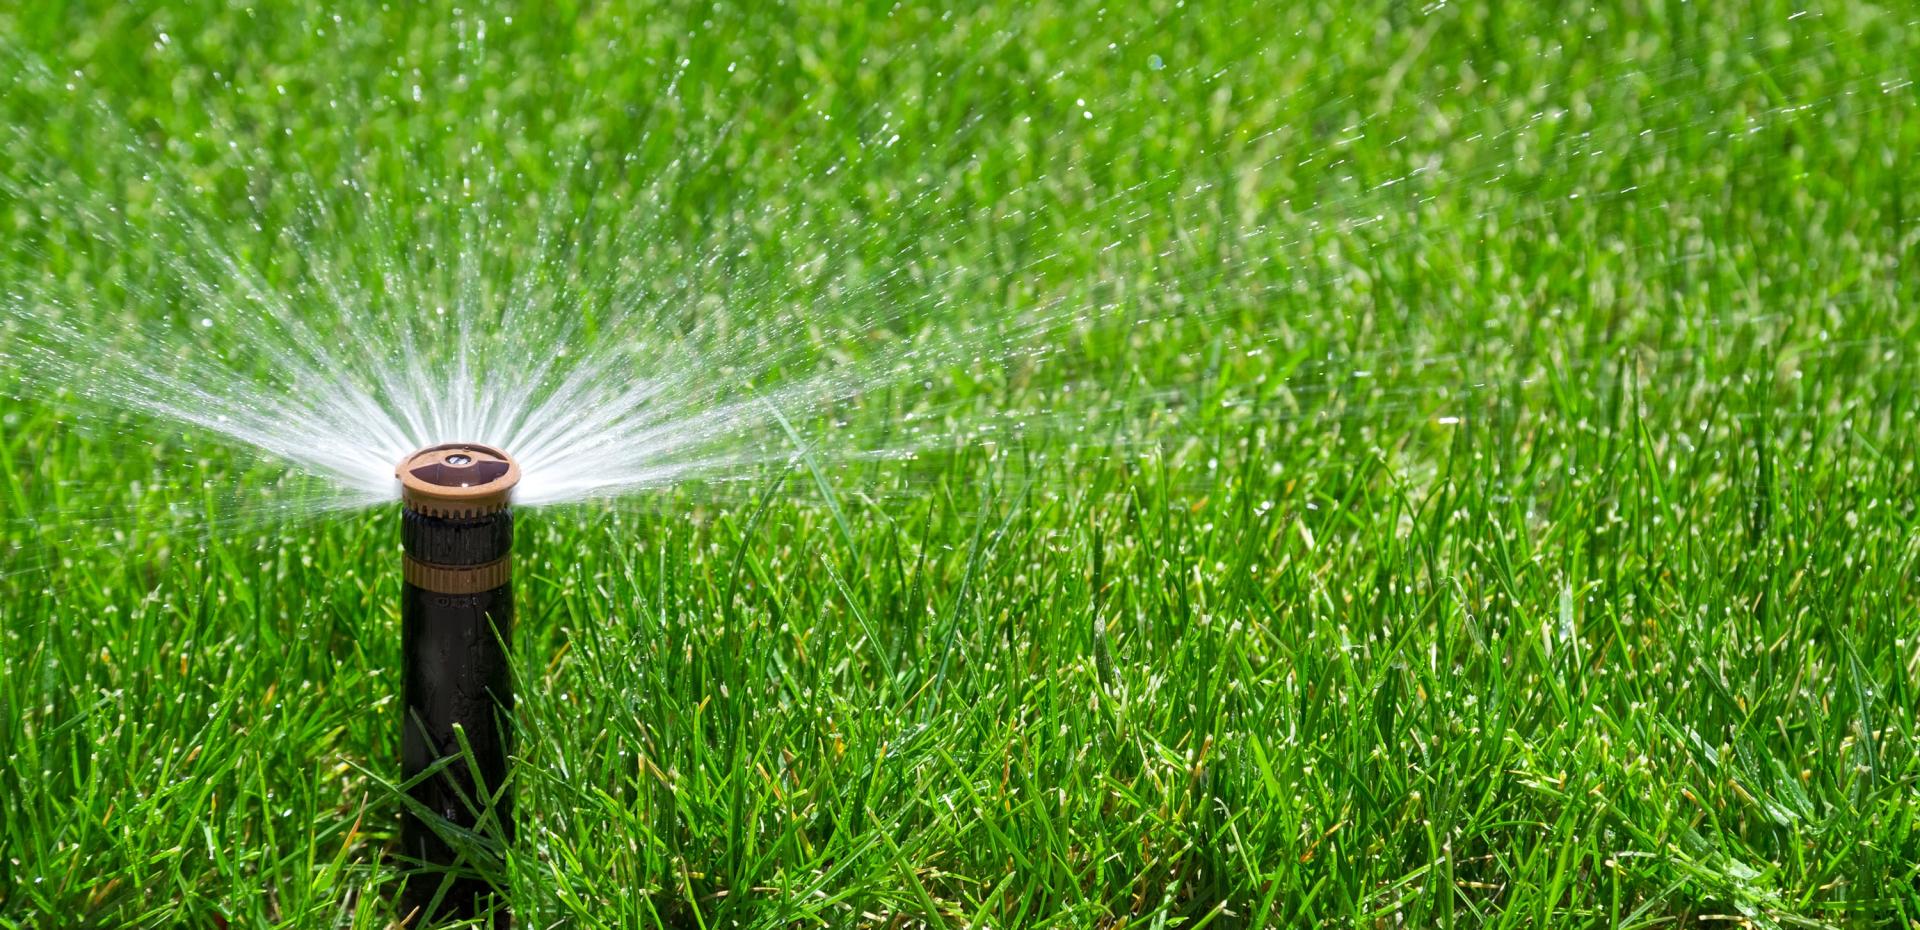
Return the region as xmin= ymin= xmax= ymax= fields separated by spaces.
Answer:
xmin=395 ymin=442 xmax=520 ymax=925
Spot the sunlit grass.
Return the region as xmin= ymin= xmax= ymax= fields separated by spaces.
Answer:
xmin=2 ymin=1 xmax=1917 ymax=927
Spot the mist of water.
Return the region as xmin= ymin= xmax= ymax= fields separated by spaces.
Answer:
xmin=1 ymin=6 xmax=1908 ymax=530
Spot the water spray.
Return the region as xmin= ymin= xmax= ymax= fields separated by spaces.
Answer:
xmin=395 ymin=442 xmax=519 ymax=923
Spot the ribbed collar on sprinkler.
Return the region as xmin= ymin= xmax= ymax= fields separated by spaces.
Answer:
xmin=397 ymin=442 xmax=521 ymax=517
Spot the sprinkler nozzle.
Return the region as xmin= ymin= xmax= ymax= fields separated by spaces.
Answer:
xmin=397 ymin=442 xmax=521 ymax=519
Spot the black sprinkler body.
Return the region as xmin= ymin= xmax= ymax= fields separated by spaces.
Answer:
xmin=396 ymin=443 xmax=520 ymax=926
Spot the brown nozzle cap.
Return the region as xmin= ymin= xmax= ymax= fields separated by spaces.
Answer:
xmin=396 ymin=442 xmax=521 ymax=518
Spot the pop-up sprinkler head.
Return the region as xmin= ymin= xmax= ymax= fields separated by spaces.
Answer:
xmin=396 ymin=442 xmax=520 ymax=926
xmin=399 ymin=442 xmax=520 ymax=516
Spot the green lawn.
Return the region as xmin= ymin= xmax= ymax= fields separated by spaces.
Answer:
xmin=3 ymin=1 xmax=1918 ymax=927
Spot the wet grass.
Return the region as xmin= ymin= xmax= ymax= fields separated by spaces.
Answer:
xmin=3 ymin=0 xmax=1919 ymax=927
